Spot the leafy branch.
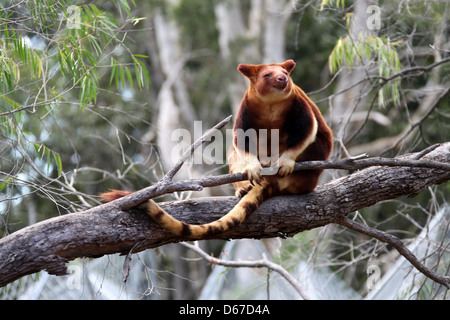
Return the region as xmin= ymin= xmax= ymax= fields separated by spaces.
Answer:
xmin=0 ymin=0 xmax=150 ymax=188
xmin=0 ymin=1 xmax=149 ymax=116
xmin=329 ymin=33 xmax=402 ymax=108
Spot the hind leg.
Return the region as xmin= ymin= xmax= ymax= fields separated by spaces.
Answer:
xmin=232 ymin=181 xmax=254 ymax=197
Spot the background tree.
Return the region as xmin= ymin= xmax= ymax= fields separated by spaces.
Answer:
xmin=0 ymin=0 xmax=448 ymax=299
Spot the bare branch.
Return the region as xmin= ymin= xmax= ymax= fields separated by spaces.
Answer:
xmin=162 ymin=115 xmax=233 ymax=182
xmin=387 ymin=87 xmax=450 ymax=153
xmin=335 ymin=215 xmax=450 ymax=289
xmin=181 ymin=242 xmax=312 ymax=300
xmin=314 ymin=57 xmax=450 ymax=105
xmin=372 ymin=56 xmax=450 ymax=85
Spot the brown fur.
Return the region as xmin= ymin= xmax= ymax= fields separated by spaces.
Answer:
xmin=229 ymin=59 xmax=333 ymax=196
xmin=101 ymin=60 xmax=333 ymax=239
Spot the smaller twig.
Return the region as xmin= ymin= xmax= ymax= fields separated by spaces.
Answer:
xmin=181 ymin=242 xmax=312 ymax=300
xmin=122 ymin=242 xmax=140 ymax=283
xmin=347 ymin=153 xmax=369 ymax=161
xmin=388 ymin=88 xmax=450 ymax=154
xmin=413 ymin=143 xmax=442 ymax=160
xmin=293 ymin=154 xmax=450 ymax=172
xmin=314 ymin=57 xmax=450 ymax=106
xmin=162 ymin=115 xmax=233 ymax=182
xmin=335 ymin=216 xmax=450 ymax=289
xmin=373 ymin=56 xmax=450 ymax=85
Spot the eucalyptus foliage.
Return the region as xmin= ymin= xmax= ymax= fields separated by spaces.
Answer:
xmin=0 ymin=0 xmax=148 ymax=185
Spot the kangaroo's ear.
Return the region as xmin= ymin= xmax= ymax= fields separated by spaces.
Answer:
xmin=237 ymin=64 xmax=259 ymax=79
xmin=281 ymin=59 xmax=296 ymax=73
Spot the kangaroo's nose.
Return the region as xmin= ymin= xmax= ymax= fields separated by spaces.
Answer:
xmin=276 ymin=75 xmax=287 ymax=83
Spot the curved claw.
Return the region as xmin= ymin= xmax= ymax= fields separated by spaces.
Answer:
xmin=277 ymin=158 xmax=296 ymax=177
xmin=236 ymin=184 xmax=253 ymax=197
xmin=243 ymin=163 xmax=263 ymax=185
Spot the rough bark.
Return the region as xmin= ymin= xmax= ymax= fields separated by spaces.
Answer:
xmin=0 ymin=143 xmax=448 ymax=287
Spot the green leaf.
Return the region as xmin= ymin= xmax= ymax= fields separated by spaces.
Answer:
xmin=133 ymin=54 xmax=149 ymax=58
xmin=109 ymin=58 xmax=117 ymax=85
xmin=119 ymin=0 xmax=131 ymax=13
xmin=134 ymin=56 xmax=149 ymax=88
xmin=0 ymin=177 xmax=14 ymax=192
xmin=82 ymin=50 xmax=97 ymax=66
xmin=1 ymin=95 xmax=21 ymax=109
xmin=125 ymin=66 xmax=133 ymax=90
xmin=119 ymin=64 xmax=125 ymax=88
xmin=52 ymin=152 xmax=63 ymax=176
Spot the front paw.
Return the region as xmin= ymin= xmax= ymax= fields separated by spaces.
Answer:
xmin=243 ymin=162 xmax=263 ymax=185
xmin=277 ymin=158 xmax=296 ymax=176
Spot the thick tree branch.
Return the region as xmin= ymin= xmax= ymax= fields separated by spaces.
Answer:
xmin=114 ymin=143 xmax=449 ymax=211
xmin=0 ymin=143 xmax=448 ymax=287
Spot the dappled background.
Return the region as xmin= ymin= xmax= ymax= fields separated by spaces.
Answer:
xmin=1 ymin=0 xmax=449 ymax=299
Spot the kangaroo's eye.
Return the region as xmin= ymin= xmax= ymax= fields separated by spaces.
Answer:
xmin=263 ymin=73 xmax=272 ymax=78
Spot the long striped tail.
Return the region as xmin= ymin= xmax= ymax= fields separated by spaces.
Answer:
xmin=100 ymin=182 xmax=273 ymax=239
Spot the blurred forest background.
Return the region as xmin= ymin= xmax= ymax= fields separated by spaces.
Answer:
xmin=0 ymin=0 xmax=449 ymax=299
